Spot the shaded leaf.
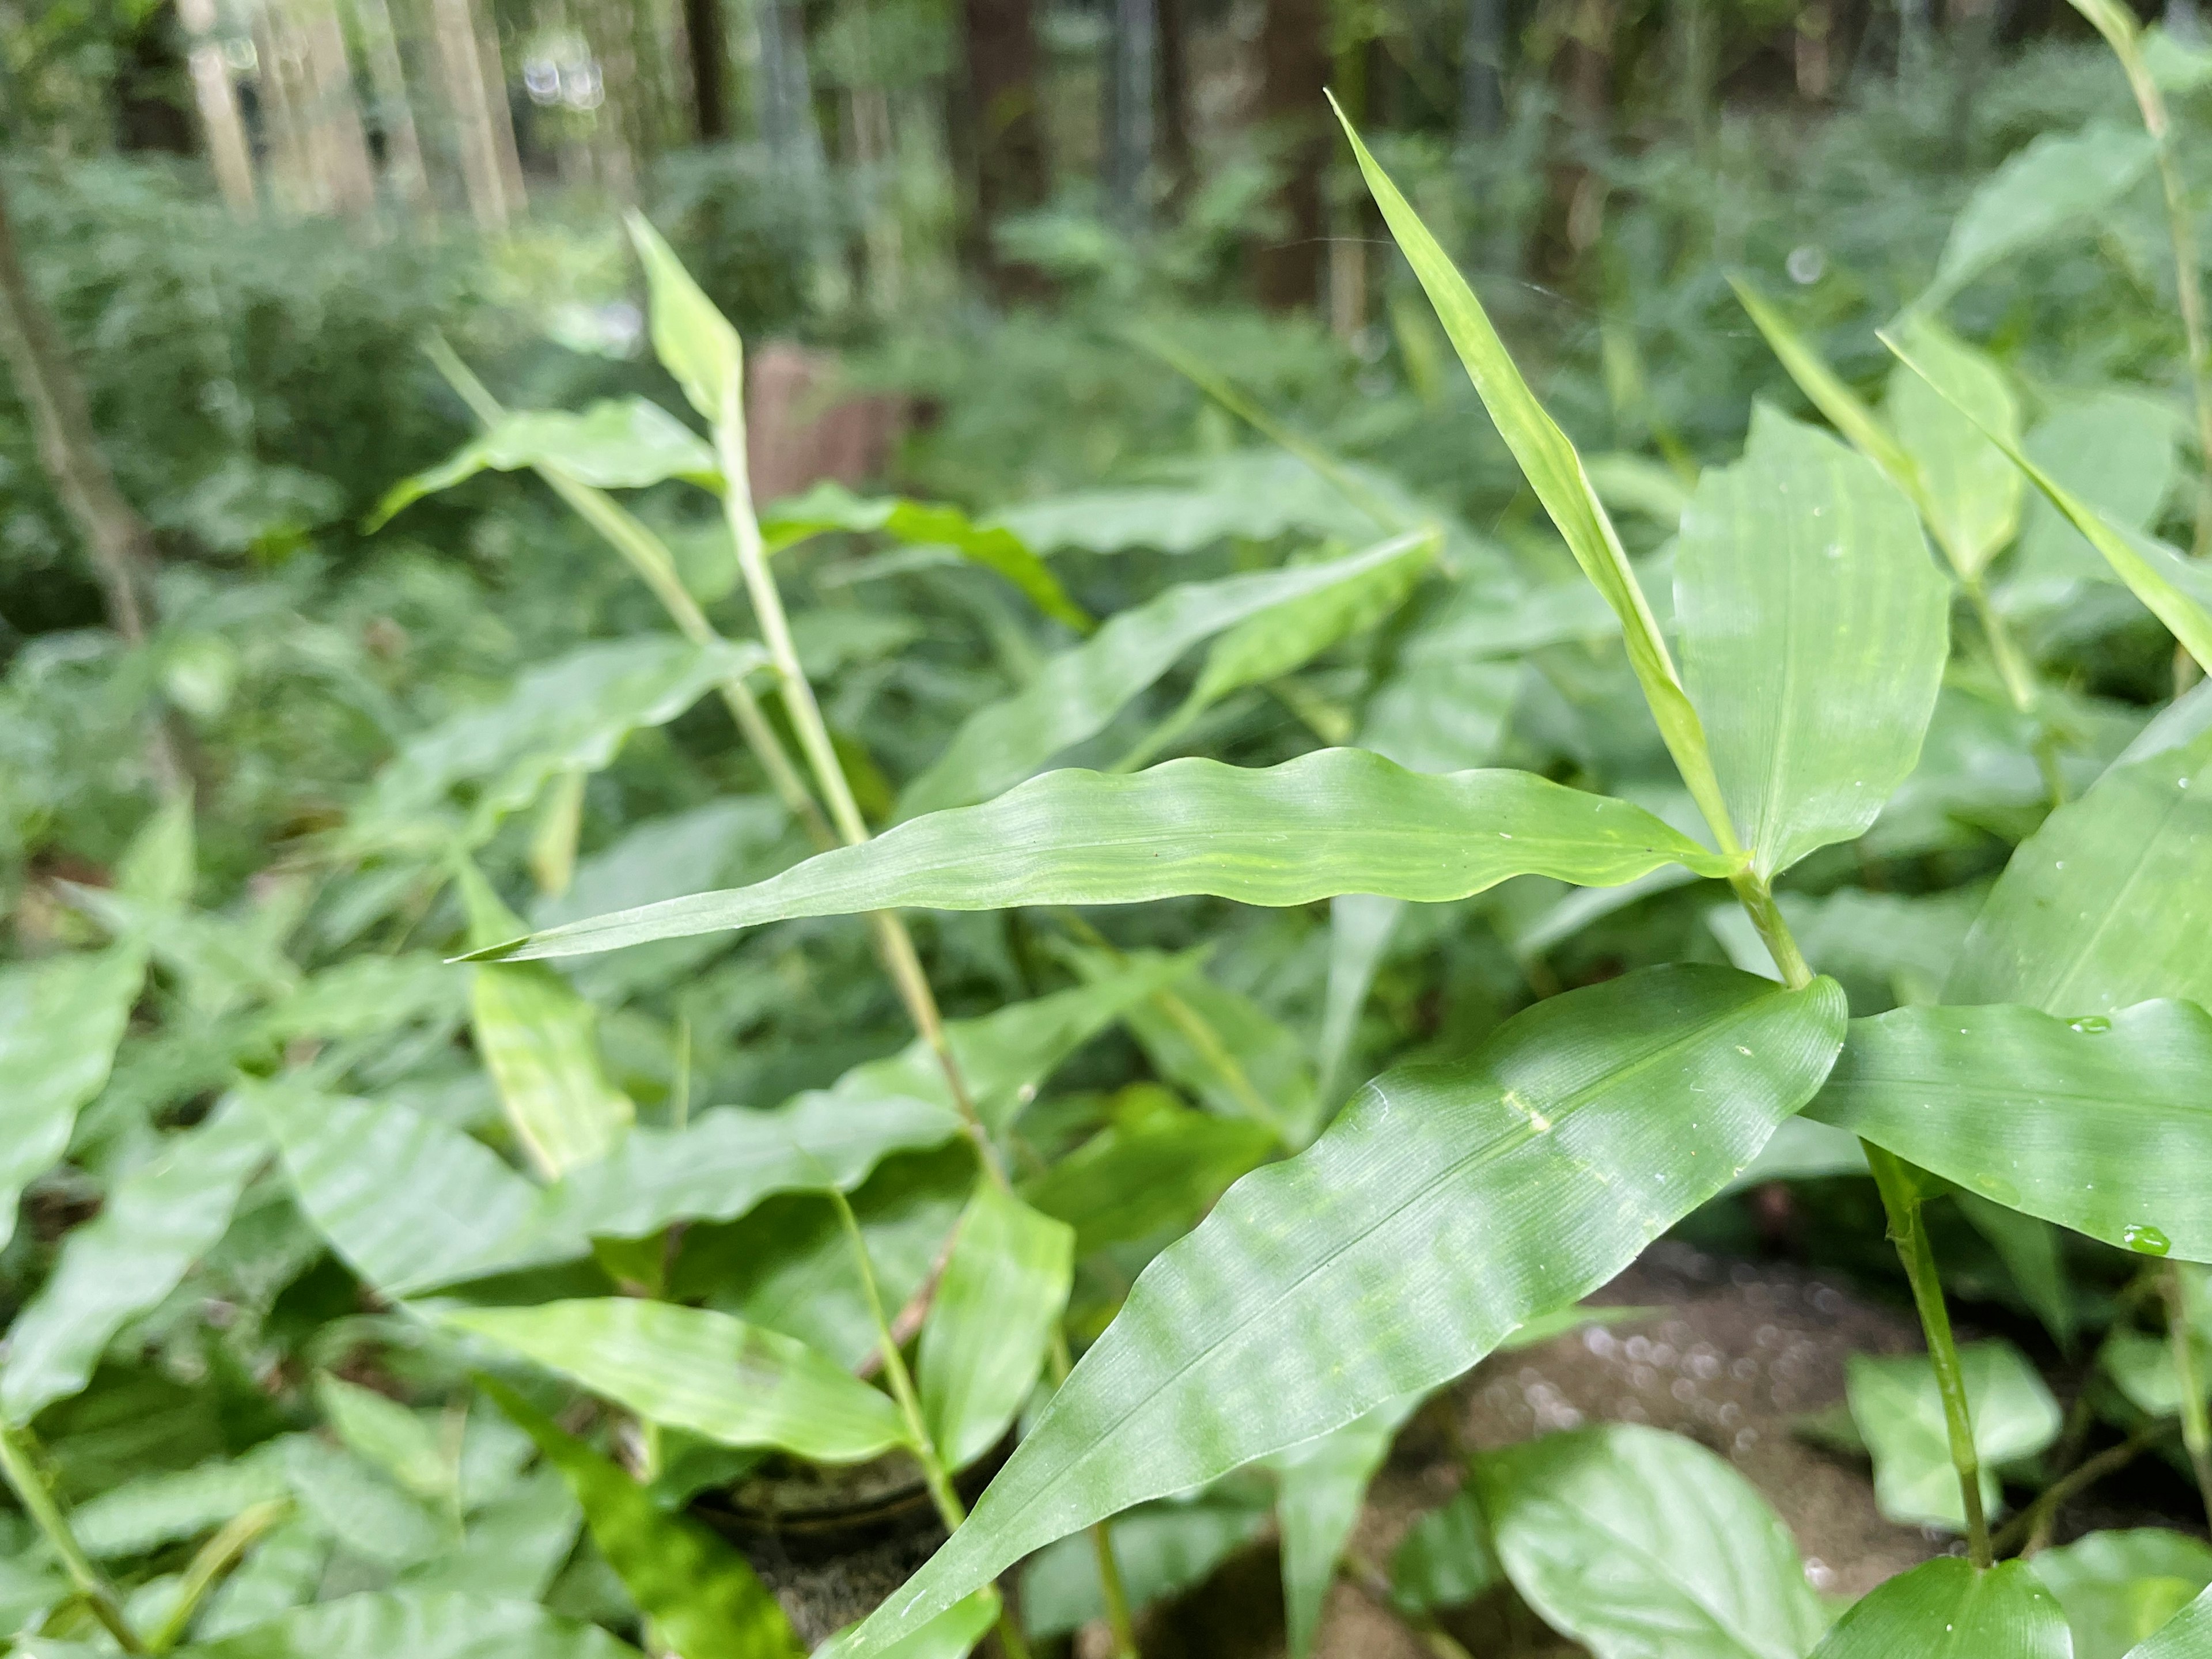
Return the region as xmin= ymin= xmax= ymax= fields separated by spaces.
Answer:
xmin=1807 ymin=1558 xmax=2069 ymax=1658
xmin=446 ymin=1299 xmax=911 ymax=1463
xmin=2033 ymin=1529 xmax=2212 ymax=1659
xmin=1477 ymin=1422 xmax=1829 ymax=1659
xmin=1020 ymin=1491 xmax=1272 ymax=1641
xmin=1389 ymin=1487 xmax=1497 ymax=1615
xmin=843 ymin=965 xmax=1846 ymax=1652
xmin=0 ymin=946 xmax=147 ymax=1252
xmin=474 ymin=751 xmax=1733 ymax=963
xmin=1021 ymin=1108 xmax=1278 ymax=1255
xmin=1845 ymin=1340 xmax=2061 ymax=1530
xmin=1922 ymin=122 xmax=2158 ymax=309
xmin=1274 ymin=1394 xmax=1425 ymax=1659
xmin=173 ymin=1588 xmax=641 ymax=1659
xmin=372 ymin=399 xmax=719 ymax=527
xmin=2006 ymin=392 xmax=2179 ymax=603
xmin=1956 ymin=1191 xmax=2077 ymax=1351
xmin=399 ymin=1463 xmax=579 ymax=1601
xmin=315 ymin=1375 xmax=449 ymax=1502
xmin=919 ymin=1183 xmax=1074 ymax=1470
xmin=1881 ymin=317 xmax=2021 ymax=579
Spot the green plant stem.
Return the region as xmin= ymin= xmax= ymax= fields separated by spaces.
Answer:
xmin=1725 ymin=872 xmax=1813 ymax=991
xmin=145 ymin=1498 xmax=289 ymax=1652
xmin=1963 ymin=579 xmax=2041 ymax=718
xmin=0 ymin=1425 xmax=147 ymax=1654
xmin=1994 ymin=1418 xmax=2173 ymax=1557
xmin=1864 ymin=1142 xmax=1993 ymax=1569
xmin=2161 ymin=1263 xmax=2212 ymax=1528
xmin=1046 ymin=1332 xmax=1141 ymax=1659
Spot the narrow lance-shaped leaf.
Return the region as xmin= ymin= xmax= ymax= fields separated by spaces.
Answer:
xmin=1881 ymin=316 xmax=2022 ymax=579
xmin=1883 ymin=329 xmax=2212 ymax=665
xmin=918 ymin=1182 xmax=1075 ymax=1470
xmin=0 ymin=945 xmax=149 ymax=1253
xmin=168 ymin=1588 xmax=643 ymax=1659
xmin=1021 ymin=1107 xmax=1278 ymax=1256
xmin=1476 ymin=1422 xmax=1830 ymax=1659
xmin=1730 ymin=279 xmax=1920 ymax=497
xmin=459 ymin=862 xmax=634 ymax=1176
xmin=1945 ymin=685 xmax=2212 ymax=1014
xmin=842 ymin=964 xmax=1847 ymax=1653
xmin=370 ymin=399 xmax=721 ymax=528
xmin=1919 ymin=120 xmax=2157 ymax=309
xmin=468 ymin=750 xmax=1734 ymax=963
xmin=900 ymin=531 xmax=1438 ymax=817
xmin=759 ymin=482 xmax=1093 ymax=632
xmin=1675 ymin=405 xmax=1949 ymax=879
xmin=1807 ymin=1558 xmax=2069 ymax=1658
xmin=1811 ymin=1000 xmax=2212 ymax=1263
xmin=2 ymin=1101 xmax=267 ymax=1423
xmin=817 ymin=1592 xmax=1002 ymax=1659
xmin=1336 ymin=103 xmax=1739 ymax=853
xmin=479 ymin=1378 xmax=802 ymax=1659
xmin=446 ymin=1299 xmax=911 ymax=1464
xmin=627 ymin=213 xmax=742 ymax=427
xmin=315 ymin=1375 xmax=450 ymax=1502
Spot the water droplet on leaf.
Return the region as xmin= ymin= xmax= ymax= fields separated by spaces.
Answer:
xmin=2123 ymin=1224 xmax=2172 ymax=1257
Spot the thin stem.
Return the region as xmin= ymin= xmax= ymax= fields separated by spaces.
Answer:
xmin=1963 ymin=579 xmax=2041 ymax=718
xmin=2161 ymin=1264 xmax=2212 ymax=1529
xmin=1865 ymin=1143 xmax=1992 ymax=1567
xmin=146 ymin=1498 xmax=289 ymax=1652
xmin=1994 ymin=1418 xmax=2173 ymax=1557
xmin=1725 ymin=872 xmax=1813 ymax=991
xmin=0 ymin=1426 xmax=147 ymax=1653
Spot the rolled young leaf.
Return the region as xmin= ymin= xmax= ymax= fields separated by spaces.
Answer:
xmin=445 ymin=1299 xmax=911 ymax=1463
xmin=918 ymin=1182 xmax=1075 ymax=1470
xmin=840 ymin=964 xmax=1847 ymax=1653
xmin=899 ymin=530 xmax=1438 ymax=817
xmin=1675 ymin=405 xmax=1949 ymax=879
xmin=1476 ymin=1422 xmax=1830 ymax=1659
xmin=465 ymin=750 xmax=1734 ymax=963
xmin=2 ymin=1101 xmax=267 ymax=1424
xmin=479 ymin=1378 xmax=803 ymax=1659
xmin=1810 ymin=1000 xmax=2212 ymax=1263
xmin=1808 ymin=1558 xmax=2069 ymax=1658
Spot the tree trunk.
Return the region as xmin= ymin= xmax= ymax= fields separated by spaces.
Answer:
xmin=0 ymin=176 xmax=184 ymax=794
xmin=957 ymin=0 xmax=1051 ymax=297
xmin=293 ymin=0 xmax=380 ymax=218
xmin=474 ymin=0 xmax=529 ymax=211
xmin=430 ymin=0 xmax=512 ymax=229
xmin=177 ymin=0 xmax=259 ymax=217
xmin=684 ymin=0 xmax=729 ymax=139
xmin=352 ymin=0 xmax=432 ymax=209
xmin=1461 ymin=0 xmax=1506 ymax=138
xmin=1253 ymin=0 xmax=1329 ymax=310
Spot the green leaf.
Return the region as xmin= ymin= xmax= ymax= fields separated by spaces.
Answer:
xmin=899 ymin=530 xmax=1441 ymax=817
xmin=1476 ymin=1422 xmax=1830 ymax=1659
xmin=1921 ymin=121 xmax=2158 ymax=310
xmin=2006 ymin=392 xmax=2179 ymax=601
xmin=759 ymin=482 xmax=1092 ymax=632
xmin=819 ymin=1591 xmax=1002 ymax=1659
xmin=400 ymin=1463 xmax=578 ymax=1601
xmin=1675 ymin=405 xmax=1949 ymax=878
xmin=69 ymin=1451 xmax=291 ymax=1559
xmin=479 ymin=1377 xmax=802 ymax=1659
xmin=1881 ymin=329 xmax=2212 ymax=664
xmin=1273 ymin=1394 xmax=1425 ymax=1659
xmin=990 ymin=450 xmax=1405 ymax=556
xmin=1945 ymin=687 xmax=2212 ymax=1014
xmin=2100 ymin=1323 xmax=2212 ymax=1420
xmin=1956 ymin=1191 xmax=2077 ymax=1351
xmin=1339 ymin=104 xmax=1737 ymax=851
xmin=627 ymin=213 xmax=743 ymax=425
xmin=196 ymin=1518 xmax=328 ymax=1638
xmin=2033 ymin=1529 xmax=2212 ymax=1659
xmin=370 ymin=399 xmax=721 ymax=527
xmin=471 ymin=751 xmax=1734 ymax=963
xmin=842 ymin=964 xmax=1846 ymax=1653
xmin=919 ymin=1181 xmax=1074 ymax=1470
xmin=172 ymin=1589 xmax=641 ymax=1659
xmin=1810 ymin=1000 xmax=2212 ymax=1263
xmin=1845 ymin=1340 xmax=2061 ymax=1531
xmin=1020 ymin=1108 xmax=1278 ymax=1255
xmin=1808 ymin=1558 xmax=2069 ymax=1658
xmin=1095 ymin=953 xmax=1320 ymax=1145
xmin=1730 ymin=280 xmax=1919 ymax=496
xmin=314 ymin=1376 xmax=449 ymax=1502
xmin=1389 ymin=1487 xmax=1497 ymax=1615
xmin=253 ymin=1082 xmax=570 ymax=1296
xmin=445 ymin=1299 xmax=911 ymax=1463
xmin=2 ymin=1101 xmax=266 ymax=1423
xmin=275 ymin=1434 xmax=446 ymax=1566
xmin=1881 ymin=316 xmax=2022 ymax=579
xmin=2126 ymin=1582 xmax=2212 ymax=1657
xmin=1019 ymin=1491 xmax=1271 ymax=1640
xmin=0 ymin=946 xmax=147 ymax=1252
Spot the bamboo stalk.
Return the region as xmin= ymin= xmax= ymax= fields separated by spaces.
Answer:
xmin=177 ymin=0 xmax=260 ymax=217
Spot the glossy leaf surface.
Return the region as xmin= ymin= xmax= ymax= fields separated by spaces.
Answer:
xmin=919 ymin=1182 xmax=1075 ymax=1469
xmin=843 ymin=965 xmax=1846 ymax=1652
xmin=1811 ymin=1000 xmax=2212 ymax=1262
xmin=1807 ymin=1558 xmax=2069 ymax=1658
xmin=447 ymin=1299 xmax=911 ymax=1462
xmin=1675 ymin=405 xmax=1948 ymax=877
xmin=1846 ymin=1340 xmax=2061 ymax=1529
xmin=1478 ymin=1422 xmax=1828 ymax=1659
xmin=819 ymin=1592 xmax=1002 ymax=1659
xmin=475 ymin=751 xmax=1733 ymax=963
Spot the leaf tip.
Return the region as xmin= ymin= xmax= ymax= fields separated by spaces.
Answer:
xmin=449 ymin=934 xmax=533 ymax=964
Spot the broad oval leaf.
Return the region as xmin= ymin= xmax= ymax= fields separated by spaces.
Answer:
xmin=2033 ymin=1529 xmax=2212 ymax=1659
xmin=1881 ymin=317 xmax=2021 ymax=580
xmin=899 ymin=531 xmax=1438 ymax=817
xmin=918 ymin=1182 xmax=1074 ymax=1470
xmin=1476 ymin=1422 xmax=1830 ymax=1659
xmin=1810 ymin=1000 xmax=2212 ymax=1263
xmin=445 ymin=1299 xmax=911 ymax=1463
xmin=1808 ymin=1558 xmax=2069 ymax=1658
xmin=480 ymin=1377 xmax=803 ymax=1659
xmin=1945 ymin=686 xmax=2212 ymax=1014
xmin=842 ymin=964 xmax=1847 ymax=1653
xmin=2006 ymin=392 xmax=2179 ymax=603
xmin=1676 ymin=405 xmax=1949 ymax=878
xmin=3 ymin=1101 xmax=266 ymax=1424
xmin=469 ymin=751 xmax=1733 ymax=963
xmin=371 ymin=398 xmax=720 ymax=527
xmin=1921 ymin=120 xmax=2158 ymax=310
xmin=1844 ymin=1340 xmax=2061 ymax=1531
xmin=170 ymin=1588 xmax=641 ymax=1659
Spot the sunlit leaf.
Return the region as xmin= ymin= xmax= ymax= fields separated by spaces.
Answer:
xmin=919 ymin=1182 xmax=1074 ymax=1470
xmin=3 ymin=1101 xmax=266 ymax=1423
xmin=1807 ymin=1558 xmax=2069 ymax=1658
xmin=470 ymin=751 xmax=1733 ymax=963
xmin=2033 ymin=1529 xmax=2212 ymax=1659
xmin=1811 ymin=999 xmax=2212 ymax=1263
xmin=447 ymin=1299 xmax=911 ymax=1462
xmin=1675 ymin=404 xmax=1949 ymax=878
xmin=1921 ymin=121 xmax=2158 ymax=310
xmin=1845 ymin=1340 xmax=2061 ymax=1530
xmin=1477 ymin=1422 xmax=1830 ymax=1659
xmin=842 ymin=965 xmax=1846 ymax=1653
